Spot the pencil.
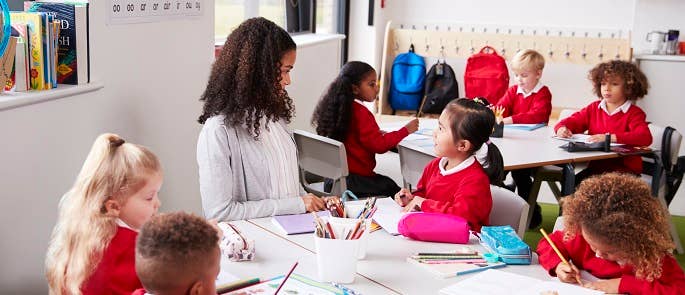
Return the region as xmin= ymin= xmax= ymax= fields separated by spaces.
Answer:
xmin=274 ymin=262 xmax=298 ymax=294
xmin=539 ymin=228 xmax=583 ymax=285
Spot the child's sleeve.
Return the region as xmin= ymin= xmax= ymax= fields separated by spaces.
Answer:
xmin=419 ymin=174 xmax=491 ymax=228
xmin=412 ymin=159 xmax=438 ymax=197
xmin=510 ymin=88 xmax=553 ymax=124
xmin=618 ymin=255 xmax=685 ymax=294
xmin=614 ymin=108 xmax=653 ymax=146
xmin=536 ymin=230 xmax=572 ymax=276
xmin=554 ymin=104 xmax=591 ymax=134
xmin=495 ymin=87 xmax=516 ymax=118
xmin=355 ymin=105 xmax=409 ymax=153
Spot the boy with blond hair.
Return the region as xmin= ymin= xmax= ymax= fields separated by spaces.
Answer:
xmin=495 ymin=49 xmax=553 ymax=229
xmin=133 ymin=212 xmax=221 ymax=295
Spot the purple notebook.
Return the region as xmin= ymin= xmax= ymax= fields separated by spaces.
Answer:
xmin=271 ymin=211 xmax=331 ymax=235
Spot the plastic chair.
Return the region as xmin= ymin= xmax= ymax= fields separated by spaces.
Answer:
xmin=397 ymin=143 xmax=435 ymax=190
xmin=293 ymin=130 xmax=348 ymax=196
xmin=489 ymin=185 xmax=530 ymax=239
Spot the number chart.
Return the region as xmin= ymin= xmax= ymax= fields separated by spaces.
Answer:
xmin=108 ymin=0 xmax=204 ymax=24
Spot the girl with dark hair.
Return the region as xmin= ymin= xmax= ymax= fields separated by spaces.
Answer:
xmin=197 ymin=17 xmax=327 ymax=221
xmin=394 ymin=98 xmax=503 ymax=232
xmin=312 ymin=61 xmax=419 ymax=197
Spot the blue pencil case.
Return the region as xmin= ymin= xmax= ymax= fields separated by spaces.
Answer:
xmin=479 ymin=225 xmax=532 ymax=265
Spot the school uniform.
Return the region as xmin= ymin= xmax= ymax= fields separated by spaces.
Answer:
xmin=414 ymin=156 xmax=492 ymax=232
xmin=537 ymin=230 xmax=685 ymax=294
xmin=333 ymin=101 xmax=406 ymax=197
xmin=82 ymin=224 xmax=142 ymax=295
xmin=555 ymin=99 xmax=652 ymax=181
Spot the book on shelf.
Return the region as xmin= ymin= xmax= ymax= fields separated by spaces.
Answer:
xmin=10 ymin=12 xmax=47 ymax=90
xmin=24 ymin=1 xmax=90 ymax=85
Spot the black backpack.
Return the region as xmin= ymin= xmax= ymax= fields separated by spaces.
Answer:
xmin=420 ymin=61 xmax=459 ymax=114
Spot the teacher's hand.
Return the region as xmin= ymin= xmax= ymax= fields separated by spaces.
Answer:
xmin=302 ymin=193 xmax=325 ymax=212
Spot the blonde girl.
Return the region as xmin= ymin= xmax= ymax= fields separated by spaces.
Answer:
xmin=46 ymin=133 xmax=162 ymax=295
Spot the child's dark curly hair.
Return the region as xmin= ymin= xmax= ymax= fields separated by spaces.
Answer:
xmin=135 ymin=212 xmax=219 ymax=293
xmin=311 ymin=61 xmax=375 ymax=141
xmin=562 ymin=172 xmax=674 ymax=281
xmin=198 ymin=17 xmax=296 ymax=138
xmin=588 ymin=60 xmax=649 ymax=101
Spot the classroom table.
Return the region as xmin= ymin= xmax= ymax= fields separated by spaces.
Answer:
xmin=218 ymin=220 xmax=396 ymax=294
xmin=246 ymin=217 xmax=552 ymax=295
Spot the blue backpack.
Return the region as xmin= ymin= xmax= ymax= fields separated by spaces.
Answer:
xmin=389 ymin=45 xmax=426 ymax=111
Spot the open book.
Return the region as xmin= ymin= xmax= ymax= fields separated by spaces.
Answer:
xmin=439 ymin=269 xmax=603 ymax=295
xmin=371 ymin=197 xmax=406 ymax=235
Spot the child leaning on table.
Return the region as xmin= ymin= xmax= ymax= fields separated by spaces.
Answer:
xmin=555 ymin=60 xmax=652 ymax=185
xmin=394 ymin=98 xmax=503 ymax=232
xmin=537 ymin=173 xmax=685 ymax=294
xmin=132 ymin=212 xmax=221 ymax=295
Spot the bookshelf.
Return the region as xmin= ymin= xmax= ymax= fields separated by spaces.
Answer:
xmin=0 ymin=81 xmax=103 ymax=110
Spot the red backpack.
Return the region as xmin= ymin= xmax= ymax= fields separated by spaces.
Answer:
xmin=464 ymin=46 xmax=509 ymax=104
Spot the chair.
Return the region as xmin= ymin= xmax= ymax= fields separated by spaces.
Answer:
xmin=641 ymin=124 xmax=684 ymax=254
xmin=293 ymin=130 xmax=348 ymax=196
xmin=397 ymin=143 xmax=435 ymax=190
xmin=489 ymin=185 xmax=530 ymax=239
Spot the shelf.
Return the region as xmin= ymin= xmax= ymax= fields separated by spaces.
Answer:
xmin=634 ymin=54 xmax=685 ymax=62
xmin=0 ymin=82 xmax=105 ymax=111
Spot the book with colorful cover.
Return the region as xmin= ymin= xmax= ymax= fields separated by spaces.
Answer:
xmin=24 ymin=1 xmax=89 ymax=85
xmin=10 ymin=12 xmax=46 ymax=90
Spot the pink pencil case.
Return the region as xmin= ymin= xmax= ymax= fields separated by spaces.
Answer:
xmin=398 ymin=212 xmax=470 ymax=244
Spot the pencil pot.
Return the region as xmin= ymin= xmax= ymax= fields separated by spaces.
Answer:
xmin=328 ymin=216 xmax=372 ymax=259
xmin=314 ymin=235 xmax=360 ymax=283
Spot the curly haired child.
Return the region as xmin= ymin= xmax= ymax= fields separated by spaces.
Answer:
xmin=555 ymin=60 xmax=652 ymax=185
xmin=46 ymin=133 xmax=163 ymax=295
xmin=133 ymin=212 xmax=220 ymax=295
xmin=311 ymin=61 xmax=419 ymax=197
xmin=197 ymin=17 xmax=329 ymax=221
xmin=537 ymin=173 xmax=685 ymax=294
xmin=394 ymin=98 xmax=503 ymax=232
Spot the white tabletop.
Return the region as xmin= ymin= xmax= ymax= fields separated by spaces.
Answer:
xmin=218 ymin=220 xmax=396 ymax=294
xmin=248 ymin=217 xmax=552 ymax=295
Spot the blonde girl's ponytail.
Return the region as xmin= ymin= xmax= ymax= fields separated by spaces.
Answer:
xmin=46 ymin=133 xmax=160 ymax=295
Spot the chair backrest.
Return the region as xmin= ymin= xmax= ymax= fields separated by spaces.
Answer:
xmin=644 ymin=124 xmax=683 ymax=198
xmin=489 ymin=185 xmax=530 ymax=238
xmin=649 ymin=124 xmax=683 ymax=168
xmin=293 ymin=130 xmax=348 ymax=196
xmin=397 ymin=143 xmax=435 ymax=190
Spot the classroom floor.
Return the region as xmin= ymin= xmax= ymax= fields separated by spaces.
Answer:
xmin=524 ymin=203 xmax=685 ymax=269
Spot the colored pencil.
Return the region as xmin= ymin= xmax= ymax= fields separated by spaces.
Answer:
xmin=274 ymin=262 xmax=298 ymax=294
xmin=540 ymin=228 xmax=583 ymax=285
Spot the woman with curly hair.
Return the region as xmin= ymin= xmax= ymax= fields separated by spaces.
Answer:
xmin=311 ymin=61 xmax=419 ymax=197
xmin=537 ymin=173 xmax=685 ymax=294
xmin=197 ymin=17 xmax=326 ymax=221
xmin=555 ymin=60 xmax=652 ymax=185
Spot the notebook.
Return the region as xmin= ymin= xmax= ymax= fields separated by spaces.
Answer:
xmin=503 ymin=123 xmax=546 ymax=131
xmin=371 ymin=197 xmax=406 ymax=235
xmin=223 ymin=273 xmax=356 ymax=295
xmin=552 ymin=134 xmax=623 ymax=147
xmin=439 ymin=269 xmax=603 ymax=295
xmin=272 ymin=211 xmax=330 ymax=235
xmin=407 ymin=257 xmax=506 ymax=278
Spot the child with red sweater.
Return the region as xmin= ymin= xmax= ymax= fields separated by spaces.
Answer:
xmin=537 ymin=173 xmax=685 ymax=294
xmin=555 ymin=60 xmax=652 ymax=184
xmin=393 ymin=98 xmax=503 ymax=232
xmin=312 ymin=61 xmax=419 ymax=197
xmin=46 ymin=133 xmax=163 ymax=295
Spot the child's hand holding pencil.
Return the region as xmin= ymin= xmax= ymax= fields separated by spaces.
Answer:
xmin=540 ymin=228 xmax=583 ymax=286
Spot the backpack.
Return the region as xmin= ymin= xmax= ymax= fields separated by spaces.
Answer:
xmin=464 ymin=46 xmax=509 ymax=104
xmin=389 ymin=45 xmax=426 ymax=111
xmin=421 ymin=61 xmax=459 ymax=114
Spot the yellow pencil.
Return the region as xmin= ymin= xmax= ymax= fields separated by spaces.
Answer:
xmin=539 ymin=228 xmax=583 ymax=286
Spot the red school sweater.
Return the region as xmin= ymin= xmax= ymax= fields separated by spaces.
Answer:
xmin=344 ymin=101 xmax=409 ymax=176
xmin=495 ymin=85 xmax=553 ymax=124
xmin=82 ymin=226 xmax=142 ymax=295
xmin=554 ymin=100 xmax=652 ymax=175
xmin=413 ymin=158 xmax=492 ymax=232
xmin=537 ymin=230 xmax=685 ymax=295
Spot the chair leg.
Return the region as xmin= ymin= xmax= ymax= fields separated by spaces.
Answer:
xmin=547 ymin=181 xmax=563 ymax=203
xmin=527 ymin=170 xmax=544 ymax=229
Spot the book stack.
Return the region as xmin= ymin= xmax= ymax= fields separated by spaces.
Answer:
xmin=406 ymin=246 xmax=506 ymax=278
xmin=7 ymin=1 xmax=89 ymax=92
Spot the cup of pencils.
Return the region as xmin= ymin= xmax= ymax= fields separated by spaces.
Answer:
xmin=312 ymin=213 xmax=361 ymax=283
xmin=325 ymin=197 xmax=377 ymax=259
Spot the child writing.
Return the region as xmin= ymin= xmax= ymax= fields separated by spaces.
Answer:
xmin=393 ymin=98 xmax=503 ymax=232
xmin=493 ymin=49 xmax=552 ymax=229
xmin=46 ymin=133 xmax=163 ymax=295
xmin=133 ymin=212 xmax=220 ymax=295
xmin=312 ymin=61 xmax=419 ymax=197
xmin=555 ymin=60 xmax=651 ymax=184
xmin=537 ymin=173 xmax=685 ymax=294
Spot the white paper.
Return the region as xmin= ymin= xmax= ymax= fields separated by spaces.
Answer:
xmin=439 ymin=269 xmax=603 ymax=295
xmin=372 ymin=198 xmax=406 ymax=235
xmin=553 ymin=134 xmax=623 ymax=146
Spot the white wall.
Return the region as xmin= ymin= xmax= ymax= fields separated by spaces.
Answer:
xmin=0 ymin=2 xmax=342 ymax=293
